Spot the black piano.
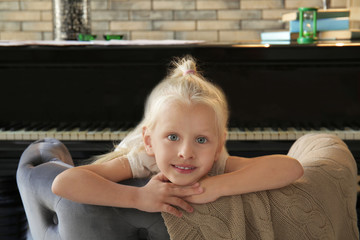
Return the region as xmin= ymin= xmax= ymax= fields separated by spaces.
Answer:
xmin=1 ymin=41 xmax=360 ymax=238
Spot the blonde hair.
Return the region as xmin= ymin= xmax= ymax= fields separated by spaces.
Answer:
xmin=93 ymin=55 xmax=229 ymax=164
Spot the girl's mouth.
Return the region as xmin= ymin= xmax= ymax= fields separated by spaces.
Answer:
xmin=172 ymin=164 xmax=196 ymax=173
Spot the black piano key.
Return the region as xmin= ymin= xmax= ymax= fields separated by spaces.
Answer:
xmin=79 ymin=122 xmax=90 ymax=131
xmin=87 ymin=122 xmax=99 ymax=131
xmin=25 ymin=122 xmax=43 ymax=131
xmin=323 ymin=122 xmax=335 ymax=131
xmin=7 ymin=122 xmax=26 ymax=131
xmin=56 ymin=122 xmax=72 ymax=131
xmin=95 ymin=122 xmax=108 ymax=131
xmin=42 ymin=122 xmax=58 ymax=131
xmin=62 ymin=122 xmax=79 ymax=131
xmin=109 ymin=122 xmax=123 ymax=131
xmin=350 ymin=122 xmax=360 ymax=130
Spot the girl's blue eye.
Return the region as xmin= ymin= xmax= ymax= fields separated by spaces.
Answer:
xmin=168 ymin=134 xmax=179 ymax=141
xmin=196 ymin=137 xmax=207 ymax=144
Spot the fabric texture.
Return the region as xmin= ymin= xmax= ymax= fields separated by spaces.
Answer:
xmin=162 ymin=133 xmax=359 ymax=240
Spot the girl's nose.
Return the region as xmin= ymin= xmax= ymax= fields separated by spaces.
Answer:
xmin=178 ymin=142 xmax=194 ymax=160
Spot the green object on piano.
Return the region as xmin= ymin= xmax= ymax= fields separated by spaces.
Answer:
xmin=297 ymin=7 xmax=318 ymax=44
xmin=77 ymin=34 xmax=97 ymax=41
xmin=103 ymin=35 xmax=124 ymax=41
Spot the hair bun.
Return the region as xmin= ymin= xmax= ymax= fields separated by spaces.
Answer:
xmin=183 ymin=69 xmax=197 ymax=76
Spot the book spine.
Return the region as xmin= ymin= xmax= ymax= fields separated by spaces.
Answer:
xmin=289 ymin=18 xmax=349 ymax=33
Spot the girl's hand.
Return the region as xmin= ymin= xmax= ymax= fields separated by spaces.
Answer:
xmin=135 ymin=173 xmax=203 ymax=217
xmin=183 ymin=176 xmax=221 ymax=204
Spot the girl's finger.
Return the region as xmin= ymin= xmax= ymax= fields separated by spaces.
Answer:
xmin=162 ymin=204 xmax=183 ymax=218
xmin=167 ymin=197 xmax=194 ymax=213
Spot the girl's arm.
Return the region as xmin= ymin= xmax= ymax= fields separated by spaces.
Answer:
xmin=185 ymin=154 xmax=304 ymax=204
xmin=52 ymin=157 xmax=202 ymax=217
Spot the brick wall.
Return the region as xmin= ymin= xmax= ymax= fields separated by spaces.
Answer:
xmin=0 ymin=0 xmax=348 ymax=42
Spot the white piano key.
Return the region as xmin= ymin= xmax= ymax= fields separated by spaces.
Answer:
xmin=245 ymin=128 xmax=255 ymax=140
xmin=343 ymin=127 xmax=355 ymax=140
xmin=69 ymin=128 xmax=80 ymax=140
xmin=277 ymin=128 xmax=287 ymax=140
xmin=286 ymin=127 xmax=297 ymax=140
xmin=45 ymin=129 xmax=57 ymax=139
xmin=353 ymin=129 xmax=360 ymax=140
xmin=61 ymin=131 xmax=72 ymax=140
xmin=0 ymin=130 xmax=7 ymax=140
xmin=38 ymin=131 xmax=48 ymax=139
xmin=78 ymin=130 xmax=88 ymax=140
xmin=2 ymin=123 xmax=359 ymax=142
xmin=227 ymin=128 xmax=239 ymax=140
xmin=86 ymin=131 xmax=96 ymax=140
xmin=119 ymin=130 xmax=130 ymax=140
xmin=253 ymin=128 xmax=263 ymax=140
xmin=263 ymin=127 xmax=277 ymax=140
xmin=102 ymin=129 xmax=112 ymax=140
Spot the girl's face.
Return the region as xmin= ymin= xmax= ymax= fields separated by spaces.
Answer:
xmin=143 ymin=102 xmax=223 ymax=186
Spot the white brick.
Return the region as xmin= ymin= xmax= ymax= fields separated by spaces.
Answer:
xmin=92 ymin=11 xmax=129 ymax=21
xmin=153 ymin=1 xmax=195 ymax=10
xmin=0 ymin=11 xmax=41 ymax=21
xmin=111 ymin=1 xmax=151 ymax=10
xmin=41 ymin=11 xmax=52 ymax=21
xmin=197 ymin=20 xmax=240 ymax=30
xmin=285 ymin=0 xmax=322 ymax=9
xmin=20 ymin=1 xmax=52 ymax=11
xmin=330 ymin=0 xmax=347 ymax=8
xmin=92 ymin=21 xmax=109 ymax=31
xmin=218 ymin=10 xmax=261 ymax=20
xmin=91 ymin=0 xmax=108 ymax=10
xmin=22 ymin=21 xmax=52 ymax=31
xmin=242 ymin=20 xmax=284 ymax=30
xmin=174 ymin=10 xmax=216 ymax=20
xmin=197 ymin=0 xmax=239 ymax=10
xmin=175 ymin=31 xmax=218 ymax=41
xmin=0 ymin=2 xmax=19 ymax=10
xmin=131 ymin=10 xmax=173 ymax=20
xmin=262 ymin=9 xmax=294 ymax=20
xmin=241 ymin=0 xmax=283 ymax=9
xmin=219 ymin=30 xmax=261 ymax=41
xmin=153 ymin=21 xmax=195 ymax=30
xmin=43 ymin=31 xmax=53 ymax=40
xmin=0 ymin=31 xmax=42 ymax=40
xmin=131 ymin=31 xmax=174 ymax=40
xmin=110 ymin=21 xmax=151 ymax=30
xmin=0 ymin=22 xmax=20 ymax=31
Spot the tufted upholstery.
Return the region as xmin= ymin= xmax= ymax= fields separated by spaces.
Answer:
xmin=16 ymin=138 xmax=170 ymax=240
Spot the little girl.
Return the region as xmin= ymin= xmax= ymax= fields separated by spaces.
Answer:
xmin=52 ymin=56 xmax=304 ymax=218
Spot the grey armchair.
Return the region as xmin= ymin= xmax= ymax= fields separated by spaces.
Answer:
xmin=16 ymin=138 xmax=170 ymax=240
xmin=17 ymin=135 xmax=360 ymax=239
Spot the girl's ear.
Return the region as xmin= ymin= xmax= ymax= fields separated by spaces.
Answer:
xmin=142 ymin=126 xmax=155 ymax=156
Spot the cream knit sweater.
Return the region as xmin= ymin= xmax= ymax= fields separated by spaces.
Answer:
xmin=162 ymin=134 xmax=359 ymax=240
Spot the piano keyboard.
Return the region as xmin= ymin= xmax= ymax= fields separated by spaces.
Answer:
xmin=1 ymin=122 xmax=360 ymax=141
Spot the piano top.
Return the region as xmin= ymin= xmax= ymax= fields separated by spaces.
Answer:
xmin=1 ymin=40 xmax=360 ymax=63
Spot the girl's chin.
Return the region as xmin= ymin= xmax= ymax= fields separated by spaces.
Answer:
xmin=169 ymin=177 xmax=199 ymax=186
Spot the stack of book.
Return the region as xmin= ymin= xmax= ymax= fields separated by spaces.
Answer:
xmin=261 ymin=8 xmax=360 ymax=43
